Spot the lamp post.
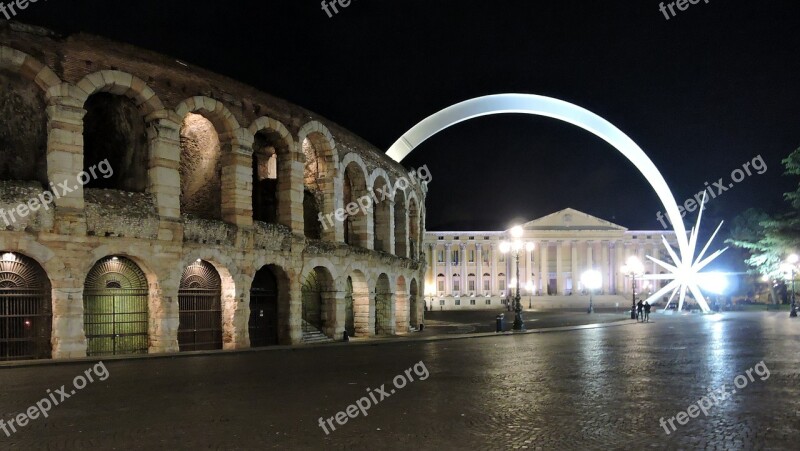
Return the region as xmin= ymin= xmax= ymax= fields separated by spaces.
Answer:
xmin=500 ymin=226 xmax=535 ymax=331
xmin=581 ymin=269 xmax=602 ymax=314
xmin=621 ymin=256 xmax=644 ymax=320
xmin=782 ymin=254 xmax=798 ymax=317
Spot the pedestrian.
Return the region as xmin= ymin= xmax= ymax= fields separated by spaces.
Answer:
xmin=636 ymin=300 xmax=644 ymax=322
xmin=644 ymin=301 xmax=651 ymax=322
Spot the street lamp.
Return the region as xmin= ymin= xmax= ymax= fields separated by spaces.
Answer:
xmin=424 ymin=284 xmax=436 ymax=312
xmin=621 ymin=256 xmax=645 ymax=319
xmin=500 ymin=226 xmax=534 ymax=331
xmin=781 ymin=254 xmax=798 ymax=317
xmin=581 ymin=269 xmax=602 ymax=314
xmin=698 ymin=271 xmax=728 ymax=311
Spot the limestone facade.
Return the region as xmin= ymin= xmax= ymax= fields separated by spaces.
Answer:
xmin=0 ymin=23 xmax=426 ymax=360
xmin=424 ymin=208 xmax=679 ymax=310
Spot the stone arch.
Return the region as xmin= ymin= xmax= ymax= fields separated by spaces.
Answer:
xmin=174 ymin=96 xmax=241 ymax=139
xmin=249 ymin=263 xmax=290 ymax=347
xmin=299 ymin=121 xmax=339 ymax=242
xmin=249 ymin=116 xmax=299 ymax=229
xmin=177 ymin=250 xmax=240 ymax=349
xmin=341 ymin=153 xmax=370 ymax=248
xmin=395 ymin=275 xmax=409 ymax=333
xmin=300 ymin=263 xmax=338 ymax=339
xmin=0 ymin=46 xmax=55 ymax=185
xmin=74 ymin=70 xmax=164 ymax=116
xmin=82 ymin=254 xmax=158 ymax=356
xmin=374 ymin=273 xmax=394 ymax=335
xmin=0 ymin=46 xmax=61 ymax=92
xmin=369 ymin=171 xmax=393 ymax=253
xmin=0 ymin=251 xmax=53 ymax=361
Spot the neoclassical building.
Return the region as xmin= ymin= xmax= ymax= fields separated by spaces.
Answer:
xmin=0 ymin=23 xmax=425 ymax=361
xmin=424 ymin=208 xmax=679 ymax=310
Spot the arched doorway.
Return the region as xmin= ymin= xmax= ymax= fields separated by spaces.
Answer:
xmin=0 ymin=252 xmax=51 ymax=361
xmin=301 ymin=267 xmax=335 ymax=339
xmin=249 ymin=266 xmax=279 ymax=347
xmin=375 ymin=273 xmax=393 ymax=335
xmin=84 ymin=256 xmax=149 ymax=356
xmin=178 ymin=260 xmax=222 ymax=351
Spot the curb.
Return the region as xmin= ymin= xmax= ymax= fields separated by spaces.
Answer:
xmin=0 ymin=318 xmax=636 ymax=369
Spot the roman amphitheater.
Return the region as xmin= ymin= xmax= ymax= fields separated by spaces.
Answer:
xmin=0 ymin=23 xmax=426 ymax=361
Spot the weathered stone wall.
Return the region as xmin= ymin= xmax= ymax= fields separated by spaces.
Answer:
xmin=0 ymin=22 xmax=427 ymax=360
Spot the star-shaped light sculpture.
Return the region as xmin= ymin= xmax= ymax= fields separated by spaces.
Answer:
xmin=639 ymin=192 xmax=728 ymax=312
xmin=384 ymin=94 xmax=730 ymax=313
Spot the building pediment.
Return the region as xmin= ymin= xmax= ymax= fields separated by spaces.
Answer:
xmin=519 ymin=208 xmax=627 ymax=232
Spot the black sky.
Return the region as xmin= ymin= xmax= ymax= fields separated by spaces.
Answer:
xmin=16 ymin=0 xmax=800 ymax=236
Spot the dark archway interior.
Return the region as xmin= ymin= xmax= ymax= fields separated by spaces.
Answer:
xmin=0 ymin=70 xmax=48 ymax=185
xmin=83 ymin=93 xmax=148 ymax=191
xmin=252 ymin=130 xmax=284 ymax=224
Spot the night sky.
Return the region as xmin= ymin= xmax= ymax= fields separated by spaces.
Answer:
xmin=17 ymin=0 xmax=800 ymax=236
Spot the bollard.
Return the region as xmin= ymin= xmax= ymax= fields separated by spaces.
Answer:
xmin=419 ymin=323 xmax=424 ymax=332
xmin=343 ymin=330 xmax=349 ymax=342
xmin=496 ymin=314 xmax=505 ymax=332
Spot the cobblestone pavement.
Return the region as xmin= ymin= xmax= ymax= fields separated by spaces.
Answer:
xmin=1 ymin=312 xmax=799 ymax=450
xmin=420 ymin=309 xmax=629 ymax=335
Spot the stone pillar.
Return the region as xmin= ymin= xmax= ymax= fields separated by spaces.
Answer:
xmin=571 ymin=241 xmax=579 ymax=293
xmin=281 ymin=142 xmax=306 ymax=233
xmin=146 ymin=118 xmax=182 ymax=220
xmin=50 ymin=280 xmax=87 ymax=359
xmin=586 ymin=240 xmax=594 ymax=270
xmin=489 ymin=244 xmax=497 ymax=293
xmin=476 ymin=243 xmax=483 ymax=294
xmin=556 ymin=241 xmax=564 ymax=295
xmin=220 ymin=130 xmax=255 ymax=227
xmin=321 ymin=288 xmax=345 ymax=339
xmin=540 ymin=241 xmax=549 ymax=295
xmin=283 ymin=272 xmax=303 ymax=345
xmin=46 ymin=95 xmax=88 ymax=235
xmin=609 ymin=241 xmax=617 ymax=294
xmin=149 ymin=279 xmax=180 ymax=354
xmin=601 ymin=241 xmax=610 ymax=294
xmin=615 ymin=241 xmax=625 ymax=294
xmin=460 ymin=243 xmax=467 ymax=294
xmin=444 ymin=243 xmax=452 ymax=295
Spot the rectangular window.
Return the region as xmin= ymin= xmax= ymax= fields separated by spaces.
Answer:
xmin=499 ymin=254 xmax=505 ymax=262
xmin=455 ymin=299 xmax=461 ymax=306
xmin=437 ymin=250 xmax=444 ymax=262
xmin=483 ymin=252 xmax=489 ymax=263
xmin=470 ymin=299 xmax=476 ymax=305
xmin=485 ymin=299 xmax=491 ymax=305
xmin=452 ymin=250 xmax=459 ymax=264
xmin=483 ymin=279 xmax=490 ymax=291
xmin=437 ymin=280 xmax=445 ymax=292
xmin=439 ymin=299 xmax=445 ymax=306
xmin=499 ymin=280 xmax=506 ymax=290
xmin=468 ymin=280 xmax=475 ymax=291
xmin=453 ymin=280 xmax=460 ymax=292
xmin=468 ymin=250 xmax=475 ymax=262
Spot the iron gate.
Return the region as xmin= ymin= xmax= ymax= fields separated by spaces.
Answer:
xmin=0 ymin=253 xmax=52 ymax=361
xmin=83 ymin=257 xmax=149 ymax=356
xmin=249 ymin=268 xmax=278 ymax=347
xmin=178 ymin=261 xmax=222 ymax=351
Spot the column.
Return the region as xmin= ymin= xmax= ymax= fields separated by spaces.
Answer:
xmin=476 ymin=244 xmax=483 ymax=295
xmin=601 ymin=241 xmax=610 ymax=293
xmin=586 ymin=240 xmax=594 ymax=270
xmin=460 ymin=243 xmax=467 ymax=294
xmin=556 ymin=241 xmax=564 ymax=295
xmin=444 ymin=243 xmax=452 ymax=295
xmin=489 ymin=244 xmax=497 ymax=293
xmin=609 ymin=241 xmax=617 ymax=294
xmin=571 ymin=241 xmax=579 ymax=294
xmin=615 ymin=240 xmax=625 ymax=294
xmin=540 ymin=241 xmax=549 ymax=295
xmin=428 ymin=243 xmax=436 ymax=290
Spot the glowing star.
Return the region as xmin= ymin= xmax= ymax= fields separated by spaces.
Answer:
xmin=639 ymin=192 xmax=728 ymax=312
xmin=386 ymin=94 xmax=726 ymax=312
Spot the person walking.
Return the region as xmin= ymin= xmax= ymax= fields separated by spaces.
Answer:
xmin=644 ymin=301 xmax=651 ymax=322
xmin=636 ymin=300 xmax=644 ymax=322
